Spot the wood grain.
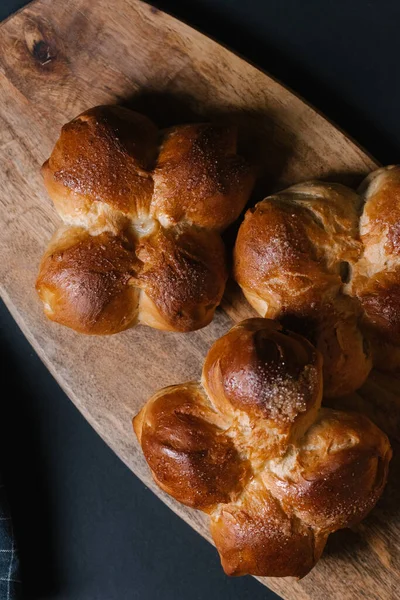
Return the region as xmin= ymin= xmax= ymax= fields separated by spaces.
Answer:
xmin=0 ymin=1 xmax=399 ymax=598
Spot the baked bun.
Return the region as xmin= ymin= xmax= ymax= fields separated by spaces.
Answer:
xmin=36 ymin=106 xmax=254 ymax=334
xmin=234 ymin=182 xmax=372 ymax=396
xmin=134 ymin=319 xmax=391 ymax=578
xmin=351 ymin=165 xmax=400 ymax=369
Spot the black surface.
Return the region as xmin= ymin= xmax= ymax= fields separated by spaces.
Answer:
xmin=1 ymin=1 xmax=400 ymax=599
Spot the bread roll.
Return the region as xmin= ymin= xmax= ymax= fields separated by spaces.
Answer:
xmin=234 ymin=182 xmax=372 ymax=396
xmin=36 ymin=106 xmax=254 ymax=334
xmin=134 ymin=319 xmax=391 ymax=577
xmin=351 ymin=165 xmax=400 ymax=370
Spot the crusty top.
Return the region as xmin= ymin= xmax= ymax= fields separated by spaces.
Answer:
xmin=234 ymin=182 xmax=362 ymax=316
xmin=152 ymin=124 xmax=254 ymax=229
xmin=43 ymin=105 xmax=157 ymax=218
xmin=235 ymin=169 xmax=400 ymax=380
xmin=234 ymin=175 xmax=400 ymax=395
xmin=134 ymin=319 xmax=391 ymax=578
xmin=352 ymin=165 xmax=400 ymax=346
xmin=203 ymin=318 xmax=320 ymax=427
xmin=37 ymin=106 xmax=254 ymax=334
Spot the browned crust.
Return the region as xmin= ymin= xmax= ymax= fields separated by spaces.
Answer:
xmin=356 ymin=271 xmax=400 ymax=344
xmin=36 ymin=222 xmax=228 ymax=334
xmin=133 ymin=383 xmax=251 ymax=510
xmin=43 ymin=105 xmax=157 ymax=217
xmin=234 ymin=182 xmax=361 ymax=317
xmin=202 ymin=319 xmax=321 ymax=428
xmin=133 ymin=318 xmax=392 ymax=578
xmin=152 ymin=124 xmax=255 ymax=230
xmin=234 ymin=199 xmax=341 ymax=315
xmin=265 ymin=409 xmax=391 ymax=531
xmin=36 ymin=227 xmax=140 ymax=335
xmin=210 ymin=481 xmax=322 ymax=578
xmin=38 ymin=106 xmax=254 ymax=334
xmin=351 ymin=165 xmax=400 ymax=348
xmin=136 ymin=225 xmax=227 ymax=332
xmin=358 ymin=164 xmax=400 ymax=256
xmin=233 ymin=181 xmax=380 ymax=394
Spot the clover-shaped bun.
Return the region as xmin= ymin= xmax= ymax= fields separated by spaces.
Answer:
xmin=234 ymin=182 xmax=375 ymax=397
xmin=36 ymin=106 xmax=254 ymax=334
xmin=134 ymin=319 xmax=391 ymax=577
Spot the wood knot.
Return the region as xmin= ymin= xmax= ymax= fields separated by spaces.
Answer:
xmin=24 ymin=20 xmax=58 ymax=68
xmin=32 ymin=40 xmax=54 ymax=65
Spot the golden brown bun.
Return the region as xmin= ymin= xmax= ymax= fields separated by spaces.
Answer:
xmin=37 ymin=106 xmax=254 ymax=334
xmin=136 ymin=225 xmax=227 ymax=332
xmin=41 ymin=105 xmax=157 ymax=224
xmin=311 ymin=296 xmax=372 ymax=397
xmin=152 ymin=124 xmax=254 ymax=230
xmin=37 ymin=223 xmax=227 ymax=334
xmin=351 ymin=165 xmax=400 ymax=368
xmin=234 ymin=181 xmax=375 ymax=396
xmin=134 ymin=319 xmax=391 ymax=578
xmin=133 ymin=382 xmax=250 ymax=509
xmin=36 ymin=226 xmax=140 ymax=334
xmin=210 ymin=479 xmax=321 ymax=577
xmin=235 ymin=183 xmax=362 ymax=312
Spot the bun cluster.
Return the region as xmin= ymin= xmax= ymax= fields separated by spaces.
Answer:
xmin=235 ymin=168 xmax=400 ymax=396
xmin=36 ymin=106 xmax=254 ymax=334
xmin=134 ymin=319 xmax=391 ymax=577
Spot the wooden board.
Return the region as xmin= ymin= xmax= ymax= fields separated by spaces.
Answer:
xmin=1 ymin=1 xmax=399 ymax=598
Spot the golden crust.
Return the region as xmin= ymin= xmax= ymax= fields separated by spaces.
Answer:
xmin=152 ymin=124 xmax=255 ymax=230
xmin=264 ymin=408 xmax=390 ymax=531
xmin=36 ymin=227 xmax=140 ymax=335
xmin=43 ymin=106 xmax=157 ymax=219
xmin=137 ymin=225 xmax=227 ymax=331
xmin=135 ymin=383 xmax=250 ymax=510
xmin=279 ymin=303 xmax=372 ymax=398
xmin=134 ymin=319 xmax=391 ymax=577
xmin=355 ymin=271 xmax=400 ymax=343
xmin=36 ymin=222 xmax=227 ymax=335
xmin=210 ymin=480 xmax=321 ymax=577
xmin=236 ymin=202 xmax=341 ymax=315
xmin=352 ymin=166 xmax=400 ymax=348
xmin=234 ymin=182 xmax=361 ymax=315
xmin=235 ymin=170 xmax=400 ymax=383
xmin=202 ymin=319 xmax=321 ymax=429
xmin=310 ymin=297 xmax=372 ymax=398
xmin=357 ymin=165 xmax=400 ymax=257
xmin=234 ymin=181 xmax=375 ymax=394
xmin=37 ymin=106 xmax=253 ymax=334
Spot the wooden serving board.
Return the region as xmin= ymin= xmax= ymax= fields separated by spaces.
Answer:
xmin=1 ymin=1 xmax=399 ymax=598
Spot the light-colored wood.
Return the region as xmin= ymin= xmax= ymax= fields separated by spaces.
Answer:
xmin=0 ymin=1 xmax=399 ymax=598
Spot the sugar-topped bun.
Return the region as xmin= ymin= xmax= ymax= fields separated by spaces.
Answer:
xmin=37 ymin=106 xmax=254 ymax=334
xmin=134 ymin=319 xmax=391 ymax=577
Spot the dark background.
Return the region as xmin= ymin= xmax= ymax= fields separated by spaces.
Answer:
xmin=1 ymin=0 xmax=400 ymax=599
